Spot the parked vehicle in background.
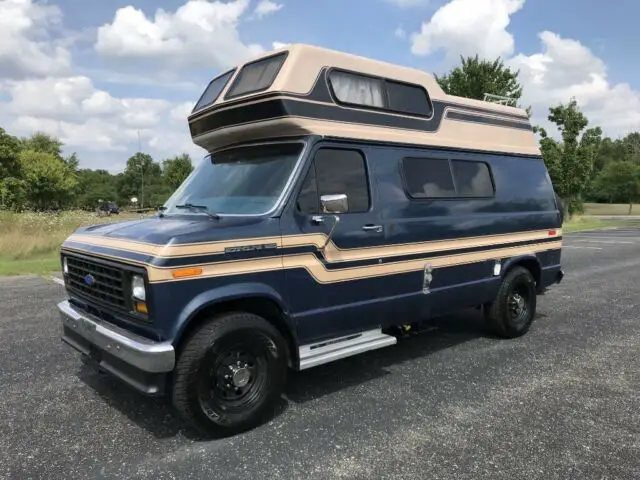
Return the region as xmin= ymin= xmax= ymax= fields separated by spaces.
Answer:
xmin=99 ymin=201 xmax=120 ymax=215
xmin=56 ymin=44 xmax=564 ymax=437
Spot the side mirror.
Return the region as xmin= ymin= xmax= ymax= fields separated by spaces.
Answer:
xmin=320 ymin=194 xmax=348 ymax=214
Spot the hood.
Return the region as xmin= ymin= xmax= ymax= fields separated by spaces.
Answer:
xmin=62 ymin=215 xmax=282 ymax=267
xmin=76 ymin=215 xmax=278 ymax=245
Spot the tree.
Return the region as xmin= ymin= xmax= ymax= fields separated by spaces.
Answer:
xmin=535 ymin=99 xmax=602 ymax=217
xmin=595 ymin=161 xmax=640 ymax=213
xmin=0 ymin=127 xmax=22 ymax=179
xmin=21 ymin=132 xmax=64 ymax=160
xmin=163 ymin=154 xmax=194 ymax=191
xmin=75 ymin=169 xmax=118 ymax=210
xmin=118 ymin=152 xmax=164 ymax=208
xmin=435 ymin=55 xmax=528 ymax=112
xmin=19 ymin=149 xmax=78 ymax=210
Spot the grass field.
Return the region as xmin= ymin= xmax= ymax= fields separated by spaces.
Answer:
xmin=0 ymin=208 xmax=639 ymax=276
xmin=0 ymin=211 xmax=146 ymax=276
xmin=584 ymin=202 xmax=640 ymax=215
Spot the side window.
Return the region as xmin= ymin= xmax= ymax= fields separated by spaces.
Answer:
xmin=296 ymin=148 xmax=370 ymax=213
xmin=451 ymin=160 xmax=494 ymax=197
xmin=401 ymin=157 xmax=495 ymax=199
xmin=401 ymin=157 xmax=455 ymax=198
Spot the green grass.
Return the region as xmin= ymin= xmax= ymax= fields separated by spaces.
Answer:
xmin=583 ymin=203 xmax=640 ymax=216
xmin=0 ymin=210 xmax=147 ymax=276
xmin=564 ymin=216 xmax=640 ymax=232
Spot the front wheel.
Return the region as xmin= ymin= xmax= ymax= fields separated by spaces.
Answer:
xmin=484 ymin=266 xmax=537 ymax=338
xmin=171 ymin=312 xmax=288 ymax=437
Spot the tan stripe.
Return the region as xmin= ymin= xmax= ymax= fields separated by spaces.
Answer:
xmin=147 ymin=240 xmax=562 ymax=284
xmin=67 ymin=228 xmax=561 ymax=261
xmin=282 ymin=229 xmax=562 ymax=263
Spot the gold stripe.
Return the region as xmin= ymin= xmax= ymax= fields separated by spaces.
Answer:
xmin=147 ymin=240 xmax=562 ymax=284
xmin=66 ymin=234 xmax=283 ymax=258
xmin=66 ymin=228 xmax=561 ymax=261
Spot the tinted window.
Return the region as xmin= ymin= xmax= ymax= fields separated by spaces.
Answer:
xmin=329 ymin=71 xmax=385 ymax=108
xmin=451 ymin=160 xmax=494 ymax=197
xmin=386 ymin=81 xmax=432 ymax=117
xmin=297 ymin=149 xmax=370 ymax=213
xmin=226 ymin=53 xmax=286 ymax=98
xmin=193 ymin=70 xmax=234 ymax=112
xmin=402 ymin=158 xmax=455 ymax=198
xmin=296 ymin=164 xmax=319 ymax=214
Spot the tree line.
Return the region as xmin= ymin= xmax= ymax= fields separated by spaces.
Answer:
xmin=0 ymin=130 xmax=194 ymax=212
xmin=1 ymin=54 xmax=639 ymax=215
xmin=436 ymin=55 xmax=640 ymax=215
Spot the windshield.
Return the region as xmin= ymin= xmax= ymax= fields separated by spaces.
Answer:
xmin=163 ymin=142 xmax=304 ymax=216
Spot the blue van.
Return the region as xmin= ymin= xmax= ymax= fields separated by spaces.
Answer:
xmin=57 ymin=44 xmax=564 ymax=436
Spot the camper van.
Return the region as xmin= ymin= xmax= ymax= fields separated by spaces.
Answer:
xmin=57 ymin=44 xmax=564 ymax=436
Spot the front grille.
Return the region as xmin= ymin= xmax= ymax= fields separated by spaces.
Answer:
xmin=66 ymin=256 xmax=128 ymax=311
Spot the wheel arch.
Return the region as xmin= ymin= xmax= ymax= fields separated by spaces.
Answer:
xmin=502 ymin=255 xmax=542 ymax=288
xmin=172 ymin=283 xmax=298 ymax=368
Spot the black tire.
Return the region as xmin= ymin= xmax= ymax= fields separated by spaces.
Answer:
xmin=484 ymin=266 xmax=537 ymax=338
xmin=171 ymin=312 xmax=288 ymax=437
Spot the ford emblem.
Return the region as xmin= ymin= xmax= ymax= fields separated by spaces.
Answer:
xmin=84 ymin=274 xmax=96 ymax=286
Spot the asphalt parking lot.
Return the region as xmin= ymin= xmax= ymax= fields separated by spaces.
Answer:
xmin=1 ymin=228 xmax=639 ymax=480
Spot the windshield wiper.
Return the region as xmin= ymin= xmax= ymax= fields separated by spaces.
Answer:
xmin=174 ymin=203 xmax=220 ymax=219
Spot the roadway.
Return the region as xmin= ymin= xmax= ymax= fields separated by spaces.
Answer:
xmin=1 ymin=228 xmax=639 ymax=479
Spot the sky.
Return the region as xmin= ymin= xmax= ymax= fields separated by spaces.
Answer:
xmin=1 ymin=0 xmax=639 ymax=173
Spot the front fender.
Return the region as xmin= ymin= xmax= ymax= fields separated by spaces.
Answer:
xmin=170 ymin=282 xmax=290 ymax=343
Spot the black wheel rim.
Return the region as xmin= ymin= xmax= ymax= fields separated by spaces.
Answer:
xmin=198 ymin=333 xmax=274 ymax=422
xmin=508 ymin=283 xmax=530 ymax=324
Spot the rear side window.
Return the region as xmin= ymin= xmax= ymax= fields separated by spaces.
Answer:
xmin=402 ymin=158 xmax=456 ymax=198
xmin=451 ymin=160 xmax=494 ymax=197
xmin=328 ymin=70 xmax=432 ymax=117
xmin=193 ymin=69 xmax=235 ymax=112
xmin=297 ymin=148 xmax=370 ymax=214
xmin=386 ymin=81 xmax=432 ymax=117
xmin=225 ymin=53 xmax=286 ymax=99
xmin=401 ymin=157 xmax=494 ymax=199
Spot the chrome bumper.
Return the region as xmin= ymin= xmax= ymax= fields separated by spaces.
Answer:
xmin=58 ymin=300 xmax=175 ymax=375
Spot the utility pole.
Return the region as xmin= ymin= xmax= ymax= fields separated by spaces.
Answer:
xmin=138 ymin=130 xmax=144 ymax=209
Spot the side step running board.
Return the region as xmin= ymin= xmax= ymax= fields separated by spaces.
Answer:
xmin=298 ymin=328 xmax=397 ymax=370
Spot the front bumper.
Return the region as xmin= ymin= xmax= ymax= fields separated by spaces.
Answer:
xmin=58 ymin=300 xmax=175 ymax=395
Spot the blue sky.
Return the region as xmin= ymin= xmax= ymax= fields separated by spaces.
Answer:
xmin=1 ymin=0 xmax=639 ymax=171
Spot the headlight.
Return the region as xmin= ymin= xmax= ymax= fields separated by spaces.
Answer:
xmin=131 ymin=275 xmax=146 ymax=301
xmin=62 ymin=257 xmax=68 ymax=274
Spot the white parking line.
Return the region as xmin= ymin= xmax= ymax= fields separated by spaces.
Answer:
xmin=51 ymin=277 xmax=64 ymax=286
xmin=573 ymin=239 xmax=635 ymax=245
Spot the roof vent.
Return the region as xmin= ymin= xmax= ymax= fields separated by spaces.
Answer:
xmin=483 ymin=93 xmax=517 ymax=106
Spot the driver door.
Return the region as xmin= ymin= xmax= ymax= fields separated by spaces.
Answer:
xmin=282 ymin=144 xmax=387 ymax=343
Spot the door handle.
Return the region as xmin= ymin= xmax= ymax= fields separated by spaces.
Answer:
xmin=362 ymin=224 xmax=383 ymax=233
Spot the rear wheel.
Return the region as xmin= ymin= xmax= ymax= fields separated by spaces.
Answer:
xmin=484 ymin=266 xmax=537 ymax=338
xmin=171 ymin=312 xmax=288 ymax=437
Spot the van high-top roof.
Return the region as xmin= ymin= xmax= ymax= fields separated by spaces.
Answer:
xmin=188 ymin=43 xmax=540 ymax=157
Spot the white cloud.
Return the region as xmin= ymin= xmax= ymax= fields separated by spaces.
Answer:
xmin=95 ymin=0 xmax=264 ymax=70
xmin=411 ymin=0 xmax=524 ymax=60
xmin=272 ymin=41 xmax=290 ymax=49
xmin=408 ymin=0 xmax=640 ymax=137
xmin=254 ymin=0 xmax=283 ymax=18
xmin=510 ymin=31 xmax=640 ymax=134
xmin=395 ymin=26 xmax=407 ymax=39
xmin=170 ymin=101 xmax=197 ymax=123
xmin=7 ymin=76 xmax=170 ymax=129
xmin=0 ymin=0 xmax=71 ymax=80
